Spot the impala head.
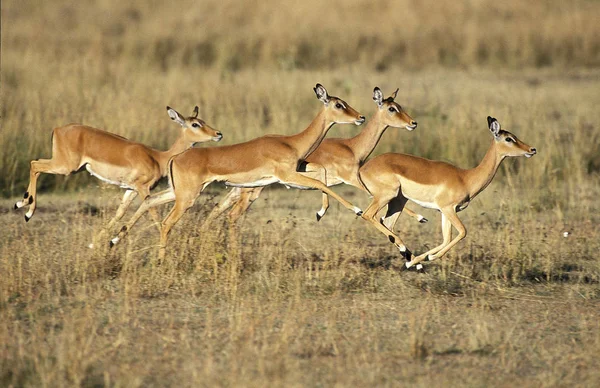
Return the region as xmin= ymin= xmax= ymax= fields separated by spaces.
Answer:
xmin=488 ymin=116 xmax=536 ymax=158
xmin=314 ymin=83 xmax=365 ymax=126
xmin=167 ymin=106 xmax=223 ymax=145
xmin=373 ymin=87 xmax=417 ymax=131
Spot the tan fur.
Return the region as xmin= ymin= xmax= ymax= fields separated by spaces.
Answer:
xmin=205 ymin=87 xmax=424 ymax=225
xmin=14 ymin=106 xmax=222 ymax=237
xmin=113 ymin=84 xmax=366 ymax=257
xmin=359 ymin=117 xmax=537 ymax=268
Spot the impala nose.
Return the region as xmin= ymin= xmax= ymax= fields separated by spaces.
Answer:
xmin=531 ymin=148 xmax=537 ymax=154
xmin=356 ymin=115 xmax=366 ymax=124
xmin=411 ymin=121 xmax=417 ymax=126
xmin=216 ymin=132 xmax=222 ymax=137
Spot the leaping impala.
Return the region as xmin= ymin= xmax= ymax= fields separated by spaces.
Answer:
xmin=14 ymin=106 xmax=222 ymax=239
xmin=359 ymin=116 xmax=536 ymax=270
xmin=111 ymin=84 xmax=366 ymax=255
xmin=203 ymin=86 xmax=427 ymax=228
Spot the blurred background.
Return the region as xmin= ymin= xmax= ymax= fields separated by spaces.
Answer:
xmin=2 ymin=0 xmax=599 ymax=197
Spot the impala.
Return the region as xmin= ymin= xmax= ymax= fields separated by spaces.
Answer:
xmin=203 ymin=86 xmax=427 ymax=227
xmin=111 ymin=84 xmax=365 ymax=254
xmin=14 ymin=107 xmax=222 ymax=239
xmin=359 ymin=116 xmax=537 ymax=270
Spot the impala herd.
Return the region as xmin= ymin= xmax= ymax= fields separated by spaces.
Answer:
xmin=14 ymin=84 xmax=536 ymax=271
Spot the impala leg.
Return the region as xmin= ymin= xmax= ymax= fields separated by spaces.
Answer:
xmin=381 ymin=199 xmax=427 ymax=229
xmin=405 ymin=208 xmax=466 ymax=269
xmin=157 ymin=196 xmax=196 ymax=260
xmin=362 ymin=194 xmax=412 ymax=259
xmin=110 ymin=189 xmax=176 ymax=247
xmin=404 ymin=213 xmax=451 ymax=268
xmin=104 ymin=190 xmax=138 ymax=232
xmin=15 ymin=159 xmax=72 ymax=222
xmin=298 ymin=162 xmax=329 ymax=221
xmin=278 ymin=171 xmax=361 ymax=215
xmin=228 ymin=186 xmax=264 ymax=224
xmin=203 ymin=187 xmax=243 ymax=229
xmin=381 ymin=196 xmax=408 ymax=231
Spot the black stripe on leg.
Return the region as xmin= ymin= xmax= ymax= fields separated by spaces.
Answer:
xmin=297 ymin=160 xmax=308 ymax=172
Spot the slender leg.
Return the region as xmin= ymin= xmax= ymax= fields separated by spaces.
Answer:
xmin=15 ymin=159 xmax=72 ymax=221
xmin=104 ymin=190 xmax=138 ymax=231
xmin=298 ymin=163 xmax=328 ymax=221
xmin=405 ymin=208 xmax=466 ymax=268
xmin=404 ymin=213 xmax=451 ymax=266
xmin=381 ymin=196 xmax=409 ymax=231
xmin=157 ymin=196 xmax=196 ymax=259
xmin=362 ymin=193 xmax=412 ymax=258
xmin=277 ymin=171 xmax=361 ymax=215
xmin=110 ymin=189 xmax=176 ymax=247
xmin=228 ymin=186 xmax=264 ymax=224
xmin=203 ymin=187 xmax=244 ymax=228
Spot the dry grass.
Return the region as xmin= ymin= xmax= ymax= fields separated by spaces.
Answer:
xmin=2 ymin=0 xmax=600 ymax=386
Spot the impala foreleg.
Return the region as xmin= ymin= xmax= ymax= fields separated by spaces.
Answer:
xmin=405 ymin=209 xmax=466 ymax=269
xmin=157 ymin=196 xmax=196 ymax=260
xmin=110 ymin=189 xmax=176 ymax=247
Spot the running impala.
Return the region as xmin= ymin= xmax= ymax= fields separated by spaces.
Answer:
xmin=14 ymin=106 xmax=222 ymax=239
xmin=359 ymin=116 xmax=537 ymax=270
xmin=111 ymin=84 xmax=366 ymax=256
xmin=203 ymin=86 xmax=427 ymax=227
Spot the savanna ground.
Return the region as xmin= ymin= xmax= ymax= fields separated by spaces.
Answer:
xmin=1 ymin=0 xmax=600 ymax=386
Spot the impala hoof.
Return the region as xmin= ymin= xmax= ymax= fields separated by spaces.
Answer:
xmin=400 ymin=248 xmax=412 ymax=261
xmin=109 ymin=236 xmax=119 ymax=248
xmin=418 ymin=216 xmax=428 ymax=224
xmin=316 ymin=213 xmax=322 ymax=222
xmin=415 ymin=264 xmax=425 ymax=273
xmin=13 ymin=203 xmax=18 ymax=210
xmin=24 ymin=215 xmax=30 ymax=222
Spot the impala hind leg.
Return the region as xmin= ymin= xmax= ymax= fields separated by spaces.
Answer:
xmin=381 ymin=198 xmax=427 ymax=229
xmin=278 ymin=171 xmax=361 ymax=216
xmin=110 ymin=189 xmax=176 ymax=247
xmin=405 ymin=208 xmax=466 ymax=269
xmin=362 ymin=193 xmax=412 ymax=259
xmin=296 ymin=162 xmax=328 ymax=221
xmin=203 ymin=187 xmax=243 ymax=229
xmin=228 ymin=186 xmax=263 ymax=224
xmin=15 ymin=158 xmax=73 ymax=222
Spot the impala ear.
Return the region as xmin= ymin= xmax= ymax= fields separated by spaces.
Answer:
xmin=192 ymin=106 xmax=199 ymax=118
xmin=373 ymin=87 xmax=383 ymax=108
xmin=391 ymin=88 xmax=399 ymax=100
xmin=167 ymin=106 xmax=186 ymax=126
xmin=488 ymin=116 xmax=501 ymax=137
xmin=314 ymin=83 xmax=329 ymax=104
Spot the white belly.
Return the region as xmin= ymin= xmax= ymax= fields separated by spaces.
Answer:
xmin=86 ymin=165 xmax=132 ymax=189
xmin=224 ymin=177 xmax=279 ymax=188
xmin=406 ymin=196 xmax=439 ymax=210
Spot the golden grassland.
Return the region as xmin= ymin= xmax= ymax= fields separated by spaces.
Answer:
xmin=2 ymin=0 xmax=600 ymax=386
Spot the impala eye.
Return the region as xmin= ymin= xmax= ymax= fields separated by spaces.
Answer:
xmin=192 ymin=123 xmax=201 ymax=128
xmin=335 ymin=103 xmax=342 ymax=109
xmin=505 ymin=137 xmax=514 ymax=143
xmin=388 ymin=107 xmax=397 ymax=113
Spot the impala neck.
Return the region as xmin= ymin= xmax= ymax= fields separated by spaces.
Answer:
xmin=289 ymin=108 xmax=334 ymax=160
xmin=347 ymin=114 xmax=388 ymax=162
xmin=154 ymin=135 xmax=192 ymax=176
xmin=464 ymin=141 xmax=505 ymax=199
